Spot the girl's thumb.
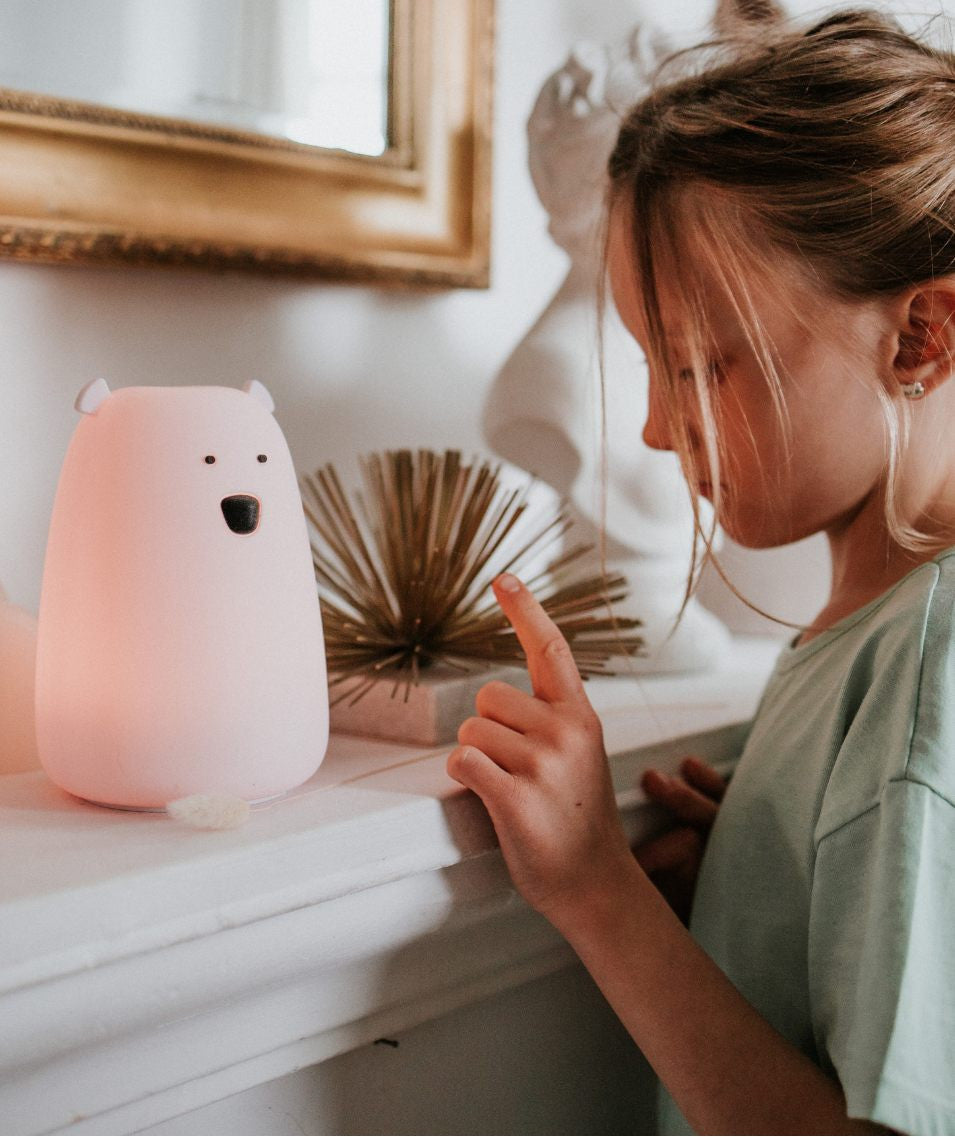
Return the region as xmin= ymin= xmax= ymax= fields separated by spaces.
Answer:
xmin=634 ymin=825 xmax=703 ymax=874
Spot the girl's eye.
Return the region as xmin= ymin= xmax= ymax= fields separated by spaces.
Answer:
xmin=678 ymin=362 xmax=723 ymax=383
xmin=204 ymin=455 xmax=216 ymax=464
xmin=257 ymin=454 xmax=268 ymax=463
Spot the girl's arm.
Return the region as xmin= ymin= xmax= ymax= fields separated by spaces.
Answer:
xmin=557 ymin=857 xmax=899 ymax=1135
xmin=448 ymin=575 xmax=901 ymax=1137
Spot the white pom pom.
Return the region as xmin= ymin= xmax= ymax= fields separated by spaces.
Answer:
xmin=165 ymin=794 xmax=250 ymax=830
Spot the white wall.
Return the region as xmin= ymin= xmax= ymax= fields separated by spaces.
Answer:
xmin=1 ymin=0 xmax=838 ymax=632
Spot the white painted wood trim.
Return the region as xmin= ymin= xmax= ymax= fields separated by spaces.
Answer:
xmin=0 ymin=637 xmax=780 ymax=1136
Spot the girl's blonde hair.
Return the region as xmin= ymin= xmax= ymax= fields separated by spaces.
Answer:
xmin=604 ymin=7 xmax=955 ymax=620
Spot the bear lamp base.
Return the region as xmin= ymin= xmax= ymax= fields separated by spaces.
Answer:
xmin=35 ymin=380 xmax=330 ymax=812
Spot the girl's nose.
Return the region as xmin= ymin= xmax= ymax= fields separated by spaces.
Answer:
xmin=642 ymin=377 xmax=674 ymax=452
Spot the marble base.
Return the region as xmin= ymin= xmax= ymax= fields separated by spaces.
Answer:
xmin=329 ymin=663 xmax=534 ymax=746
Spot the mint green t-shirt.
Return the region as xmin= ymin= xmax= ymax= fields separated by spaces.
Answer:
xmin=659 ymin=549 xmax=955 ymax=1136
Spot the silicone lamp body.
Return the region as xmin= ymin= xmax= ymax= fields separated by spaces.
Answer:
xmin=35 ymin=380 xmax=329 ymax=810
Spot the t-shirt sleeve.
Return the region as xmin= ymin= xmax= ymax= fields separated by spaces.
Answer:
xmin=808 ymin=776 xmax=955 ymax=1135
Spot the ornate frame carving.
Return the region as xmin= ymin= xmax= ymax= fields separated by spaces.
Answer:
xmin=0 ymin=0 xmax=493 ymax=288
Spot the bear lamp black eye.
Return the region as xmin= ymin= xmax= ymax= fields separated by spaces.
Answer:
xmin=204 ymin=455 xmax=216 ymax=465
xmin=257 ymin=454 xmax=268 ymax=463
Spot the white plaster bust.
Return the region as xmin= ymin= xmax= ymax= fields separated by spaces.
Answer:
xmin=483 ymin=24 xmax=732 ymax=672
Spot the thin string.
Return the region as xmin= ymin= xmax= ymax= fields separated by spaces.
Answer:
xmin=247 ymin=696 xmax=732 ymax=814
xmin=248 ymin=743 xmax=455 ymax=812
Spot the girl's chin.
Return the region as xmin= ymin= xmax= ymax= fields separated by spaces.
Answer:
xmin=709 ymin=503 xmax=806 ymax=550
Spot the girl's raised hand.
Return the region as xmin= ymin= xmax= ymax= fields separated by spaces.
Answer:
xmin=633 ymin=756 xmax=727 ymax=925
xmin=447 ymin=573 xmax=636 ymax=928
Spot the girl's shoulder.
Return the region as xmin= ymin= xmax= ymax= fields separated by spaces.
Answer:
xmin=899 ymin=548 xmax=955 ymax=800
xmin=771 ymin=549 xmax=955 ymax=841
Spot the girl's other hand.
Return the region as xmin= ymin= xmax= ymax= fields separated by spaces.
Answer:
xmin=634 ymin=756 xmax=727 ymax=925
xmin=447 ymin=573 xmax=637 ymax=929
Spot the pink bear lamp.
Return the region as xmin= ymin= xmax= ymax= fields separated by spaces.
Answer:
xmin=35 ymin=379 xmax=329 ymax=811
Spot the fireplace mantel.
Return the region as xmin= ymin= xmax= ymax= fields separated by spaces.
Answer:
xmin=0 ymin=637 xmax=779 ymax=1136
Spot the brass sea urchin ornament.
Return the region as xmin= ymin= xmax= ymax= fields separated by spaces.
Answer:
xmin=300 ymin=450 xmax=644 ymax=707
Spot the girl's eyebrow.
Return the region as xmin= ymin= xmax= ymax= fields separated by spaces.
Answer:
xmin=668 ymin=334 xmax=726 ymax=358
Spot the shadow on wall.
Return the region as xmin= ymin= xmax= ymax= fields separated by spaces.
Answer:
xmin=137 ymin=965 xmax=657 ymax=1136
xmin=696 ymin=532 xmax=832 ymax=639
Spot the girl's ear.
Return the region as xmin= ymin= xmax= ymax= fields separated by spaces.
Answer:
xmin=892 ymin=279 xmax=955 ymax=395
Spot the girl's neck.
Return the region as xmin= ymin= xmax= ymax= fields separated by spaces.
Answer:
xmin=798 ymin=499 xmax=955 ymax=646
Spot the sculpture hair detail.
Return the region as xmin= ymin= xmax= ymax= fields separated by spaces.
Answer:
xmin=601 ymin=6 xmax=955 ymax=619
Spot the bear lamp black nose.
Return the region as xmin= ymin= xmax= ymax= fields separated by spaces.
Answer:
xmin=221 ymin=494 xmax=260 ymax=534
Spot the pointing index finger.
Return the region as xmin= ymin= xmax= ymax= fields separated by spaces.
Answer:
xmin=494 ymin=573 xmax=587 ymax=704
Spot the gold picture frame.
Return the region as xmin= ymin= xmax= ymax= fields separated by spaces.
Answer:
xmin=0 ymin=0 xmax=493 ymax=288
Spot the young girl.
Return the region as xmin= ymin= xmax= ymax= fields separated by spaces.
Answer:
xmin=448 ymin=8 xmax=955 ymax=1135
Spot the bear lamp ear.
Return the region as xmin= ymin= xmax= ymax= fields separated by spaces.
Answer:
xmin=243 ymin=379 xmax=275 ymax=414
xmin=75 ymin=378 xmax=111 ymax=415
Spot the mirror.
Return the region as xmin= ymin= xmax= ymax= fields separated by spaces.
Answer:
xmin=0 ymin=0 xmax=493 ymax=287
xmin=0 ymin=0 xmax=392 ymax=157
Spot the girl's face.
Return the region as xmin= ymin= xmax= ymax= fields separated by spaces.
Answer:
xmin=607 ymin=205 xmax=894 ymax=549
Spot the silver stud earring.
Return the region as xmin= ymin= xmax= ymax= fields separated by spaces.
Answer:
xmin=901 ymin=380 xmax=926 ymax=400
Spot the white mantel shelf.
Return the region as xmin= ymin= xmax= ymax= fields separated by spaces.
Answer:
xmin=0 ymin=637 xmax=781 ymax=1137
